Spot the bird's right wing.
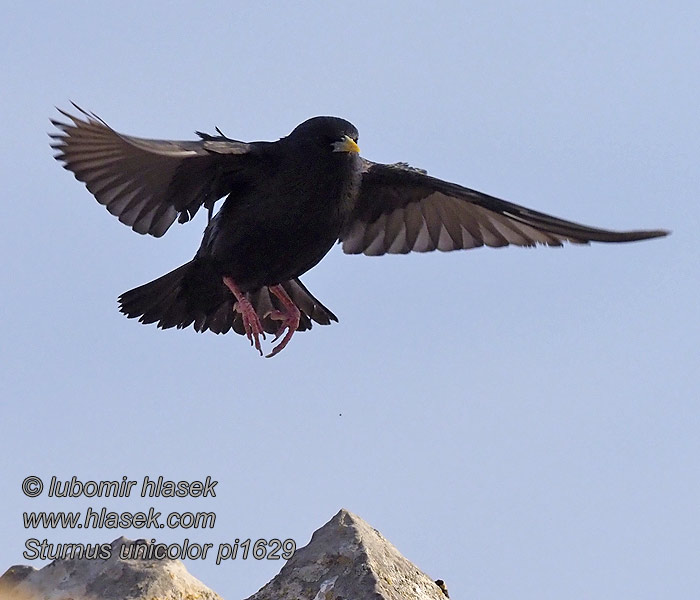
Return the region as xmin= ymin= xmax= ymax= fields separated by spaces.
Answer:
xmin=51 ymin=104 xmax=254 ymax=237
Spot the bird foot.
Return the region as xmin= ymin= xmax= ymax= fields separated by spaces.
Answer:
xmin=266 ymin=310 xmax=300 ymax=357
xmin=223 ymin=276 xmax=266 ymax=356
xmin=223 ymin=277 xmax=301 ymax=357
xmin=236 ymin=299 xmax=266 ymax=356
xmin=266 ymin=310 xmax=287 ymax=341
xmin=265 ymin=285 xmax=301 ymax=358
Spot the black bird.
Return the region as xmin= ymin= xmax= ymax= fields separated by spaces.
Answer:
xmin=435 ymin=579 xmax=450 ymax=598
xmin=51 ymin=106 xmax=668 ymax=357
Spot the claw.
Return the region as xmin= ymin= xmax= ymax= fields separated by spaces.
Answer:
xmin=235 ymin=300 xmax=266 ymax=354
xmin=223 ymin=276 xmax=265 ymax=356
xmin=265 ymin=285 xmax=301 ymax=357
xmin=267 ymin=310 xmax=288 ymax=342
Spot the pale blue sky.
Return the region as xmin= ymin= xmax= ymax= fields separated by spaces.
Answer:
xmin=1 ymin=2 xmax=698 ymax=599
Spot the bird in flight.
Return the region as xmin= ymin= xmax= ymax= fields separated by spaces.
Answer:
xmin=51 ymin=105 xmax=668 ymax=357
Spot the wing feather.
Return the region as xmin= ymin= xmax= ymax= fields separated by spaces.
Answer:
xmin=51 ymin=104 xmax=254 ymax=237
xmin=341 ymin=160 xmax=668 ymax=255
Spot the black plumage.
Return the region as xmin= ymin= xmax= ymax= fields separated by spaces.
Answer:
xmin=51 ymin=105 xmax=668 ymax=356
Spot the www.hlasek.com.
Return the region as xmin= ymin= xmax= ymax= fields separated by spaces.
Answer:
xmin=24 ymin=506 xmax=215 ymax=529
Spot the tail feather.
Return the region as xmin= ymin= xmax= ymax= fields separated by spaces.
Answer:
xmin=284 ymin=278 xmax=338 ymax=325
xmin=119 ymin=261 xmax=337 ymax=336
xmin=119 ymin=262 xmax=196 ymax=327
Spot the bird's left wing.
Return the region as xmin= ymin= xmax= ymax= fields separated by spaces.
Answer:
xmin=341 ymin=160 xmax=668 ymax=255
xmin=51 ymin=105 xmax=254 ymax=237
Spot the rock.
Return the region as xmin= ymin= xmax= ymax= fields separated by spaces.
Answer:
xmin=1 ymin=510 xmax=447 ymax=600
xmin=245 ymin=508 xmax=447 ymax=600
xmin=0 ymin=537 xmax=222 ymax=600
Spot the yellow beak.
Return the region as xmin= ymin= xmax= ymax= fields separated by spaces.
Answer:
xmin=333 ymin=135 xmax=361 ymax=154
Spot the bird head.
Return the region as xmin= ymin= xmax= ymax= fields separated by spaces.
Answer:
xmin=287 ymin=116 xmax=360 ymax=155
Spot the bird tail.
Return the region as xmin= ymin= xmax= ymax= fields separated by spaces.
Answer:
xmin=118 ymin=261 xmax=337 ymax=335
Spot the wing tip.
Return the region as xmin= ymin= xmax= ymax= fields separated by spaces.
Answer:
xmin=615 ymin=228 xmax=671 ymax=242
xmin=52 ymin=102 xmax=110 ymax=130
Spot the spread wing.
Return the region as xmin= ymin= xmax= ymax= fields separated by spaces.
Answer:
xmin=341 ymin=160 xmax=669 ymax=255
xmin=50 ymin=104 xmax=255 ymax=237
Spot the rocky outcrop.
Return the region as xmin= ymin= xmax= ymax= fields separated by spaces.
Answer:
xmin=0 ymin=537 xmax=222 ymax=600
xmin=1 ymin=509 xmax=447 ymax=600
xmin=246 ymin=509 xmax=447 ymax=600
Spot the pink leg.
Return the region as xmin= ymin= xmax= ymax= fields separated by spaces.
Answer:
xmin=266 ymin=284 xmax=301 ymax=358
xmin=223 ymin=276 xmax=265 ymax=356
